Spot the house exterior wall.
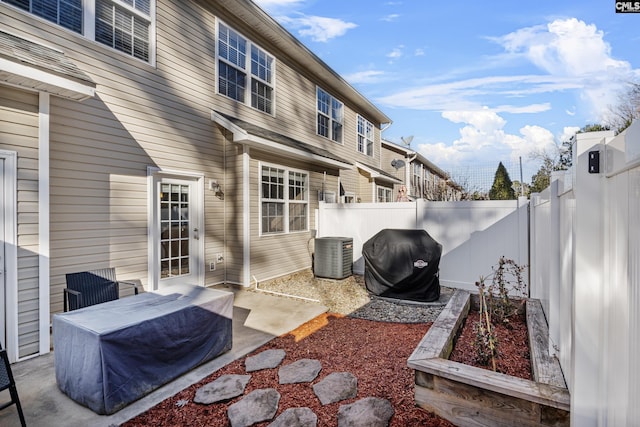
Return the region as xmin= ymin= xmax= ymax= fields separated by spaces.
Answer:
xmin=1 ymin=0 xmax=391 ymax=357
xmin=0 ymin=86 xmax=41 ymax=358
xmin=380 ymin=142 xmax=407 ymax=191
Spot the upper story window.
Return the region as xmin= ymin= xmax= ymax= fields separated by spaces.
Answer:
xmin=357 ymin=115 xmax=374 ymax=156
xmin=3 ymin=0 xmax=153 ymax=62
xmin=260 ymin=164 xmax=308 ymax=235
xmin=317 ymin=87 xmax=343 ymax=143
xmin=217 ymin=21 xmax=275 ymax=114
xmin=412 ymin=163 xmax=422 ymax=196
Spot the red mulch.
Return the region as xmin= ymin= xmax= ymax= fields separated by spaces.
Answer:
xmin=123 ymin=314 xmax=455 ymax=427
xmin=449 ymin=308 xmax=532 ymax=379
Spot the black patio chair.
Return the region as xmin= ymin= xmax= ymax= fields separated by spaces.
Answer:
xmin=64 ymin=267 xmax=142 ymax=312
xmin=0 ymin=344 xmax=26 ymax=427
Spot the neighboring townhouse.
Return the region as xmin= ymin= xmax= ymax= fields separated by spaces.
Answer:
xmin=381 ymin=139 xmax=463 ymax=201
xmin=0 ymin=0 xmax=392 ymax=361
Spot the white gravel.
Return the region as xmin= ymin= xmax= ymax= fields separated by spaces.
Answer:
xmin=250 ymin=269 xmax=453 ymax=323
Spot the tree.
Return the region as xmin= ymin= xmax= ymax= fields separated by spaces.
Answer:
xmin=606 ymin=81 xmax=640 ymax=134
xmin=529 ymin=155 xmax=557 ymax=194
xmin=489 ymin=162 xmax=516 ymax=200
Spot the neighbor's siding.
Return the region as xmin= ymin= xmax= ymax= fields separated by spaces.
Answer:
xmin=380 ymin=144 xmax=406 ymax=191
xmin=0 ymin=86 xmax=40 ymax=358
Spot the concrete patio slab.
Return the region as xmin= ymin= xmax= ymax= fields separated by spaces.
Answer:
xmin=0 ymin=285 xmax=327 ymax=427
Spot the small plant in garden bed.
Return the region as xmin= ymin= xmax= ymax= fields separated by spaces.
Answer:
xmin=452 ymin=257 xmax=530 ymax=375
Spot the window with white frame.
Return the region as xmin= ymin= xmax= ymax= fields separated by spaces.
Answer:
xmin=4 ymin=0 xmax=153 ymax=62
xmin=261 ymin=165 xmax=308 ymax=235
xmin=342 ymin=192 xmax=355 ymax=203
xmin=357 ymin=115 xmax=374 ymax=156
xmin=412 ymin=163 xmax=422 ymax=196
xmin=317 ymin=87 xmax=343 ymax=143
xmin=218 ymin=21 xmax=274 ymax=114
xmin=377 ymin=186 xmax=392 ymax=203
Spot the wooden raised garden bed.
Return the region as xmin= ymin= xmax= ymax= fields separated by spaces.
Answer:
xmin=407 ymin=290 xmax=570 ymax=427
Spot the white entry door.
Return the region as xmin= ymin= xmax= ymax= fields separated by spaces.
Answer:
xmin=152 ymin=176 xmax=204 ymax=288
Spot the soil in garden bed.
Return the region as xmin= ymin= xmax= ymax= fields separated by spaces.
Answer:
xmin=449 ymin=308 xmax=532 ymax=380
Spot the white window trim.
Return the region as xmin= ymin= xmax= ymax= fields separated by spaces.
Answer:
xmin=316 ymin=86 xmax=344 ymax=144
xmin=0 ymin=150 xmax=18 ymax=362
xmin=376 ymin=185 xmax=392 ymax=203
xmin=216 ymin=19 xmax=276 ymax=116
xmin=259 ymin=162 xmax=309 ymax=236
xmin=4 ymin=0 xmax=157 ymax=65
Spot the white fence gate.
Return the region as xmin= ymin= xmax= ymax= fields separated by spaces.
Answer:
xmin=317 ymin=121 xmax=640 ymax=426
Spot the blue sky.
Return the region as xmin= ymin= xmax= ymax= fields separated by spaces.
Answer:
xmin=253 ymin=0 xmax=640 ymax=183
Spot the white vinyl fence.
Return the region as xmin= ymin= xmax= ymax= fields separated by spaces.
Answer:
xmin=530 ymin=124 xmax=640 ymax=427
xmin=317 ymin=121 xmax=640 ymax=426
xmin=317 ymin=198 xmax=529 ymax=292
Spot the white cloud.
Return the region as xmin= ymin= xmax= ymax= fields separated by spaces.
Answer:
xmin=386 ymin=46 xmax=404 ymax=60
xmin=493 ymin=18 xmax=635 ymax=121
xmin=377 ymin=75 xmax=571 ymax=112
xmin=379 ymin=18 xmax=637 ymax=123
xmin=344 ymin=70 xmax=386 ymax=84
xmin=381 ymin=14 xmax=400 ymax=22
xmin=415 ymin=109 xmax=556 ymax=170
xmin=414 ymin=48 xmax=425 ymax=56
xmin=253 ymin=0 xmax=304 ymax=9
xmin=278 ymin=14 xmax=357 ymax=42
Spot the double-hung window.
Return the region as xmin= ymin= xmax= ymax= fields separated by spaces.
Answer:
xmin=412 ymin=163 xmax=422 ymax=196
xmin=357 ymin=115 xmax=374 ymax=156
xmin=96 ymin=0 xmax=151 ymax=61
xmin=377 ymin=186 xmax=392 ymax=203
xmin=4 ymin=0 xmax=153 ymax=62
xmin=218 ymin=21 xmax=275 ymax=114
xmin=261 ymin=165 xmax=308 ymax=235
xmin=317 ymin=87 xmax=343 ymax=143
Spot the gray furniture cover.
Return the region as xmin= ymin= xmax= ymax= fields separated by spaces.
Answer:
xmin=53 ymin=284 xmax=233 ymax=414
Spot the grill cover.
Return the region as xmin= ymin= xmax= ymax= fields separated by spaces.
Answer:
xmin=363 ymin=229 xmax=442 ymax=302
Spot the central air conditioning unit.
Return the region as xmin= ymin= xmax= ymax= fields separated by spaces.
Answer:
xmin=314 ymin=237 xmax=353 ymax=279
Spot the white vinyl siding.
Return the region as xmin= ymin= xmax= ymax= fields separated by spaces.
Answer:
xmin=217 ymin=21 xmax=275 ymax=114
xmin=0 ymin=87 xmax=41 ymax=358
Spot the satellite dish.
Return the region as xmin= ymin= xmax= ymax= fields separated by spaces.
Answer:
xmin=401 ymin=136 xmax=414 ymax=147
xmin=391 ymin=159 xmax=405 ymax=170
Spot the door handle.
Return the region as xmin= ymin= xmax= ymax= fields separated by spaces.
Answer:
xmin=193 ymin=228 xmax=199 ymax=240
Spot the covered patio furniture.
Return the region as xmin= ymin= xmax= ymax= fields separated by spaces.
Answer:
xmin=64 ymin=267 xmax=141 ymax=311
xmin=53 ymin=284 xmax=234 ymax=414
xmin=0 ymin=344 xmax=26 ymax=427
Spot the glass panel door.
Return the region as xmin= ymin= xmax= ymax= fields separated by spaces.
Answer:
xmin=155 ymin=177 xmax=201 ymax=288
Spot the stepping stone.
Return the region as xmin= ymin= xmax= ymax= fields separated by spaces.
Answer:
xmin=278 ymin=359 xmax=322 ymax=384
xmin=268 ymin=407 xmax=318 ymax=427
xmin=337 ymin=397 xmax=394 ymax=427
xmin=227 ymin=388 xmax=281 ymax=427
xmin=194 ymin=374 xmax=251 ymax=404
xmin=313 ymin=372 xmax=358 ymax=405
xmin=246 ymin=349 xmax=286 ymax=372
